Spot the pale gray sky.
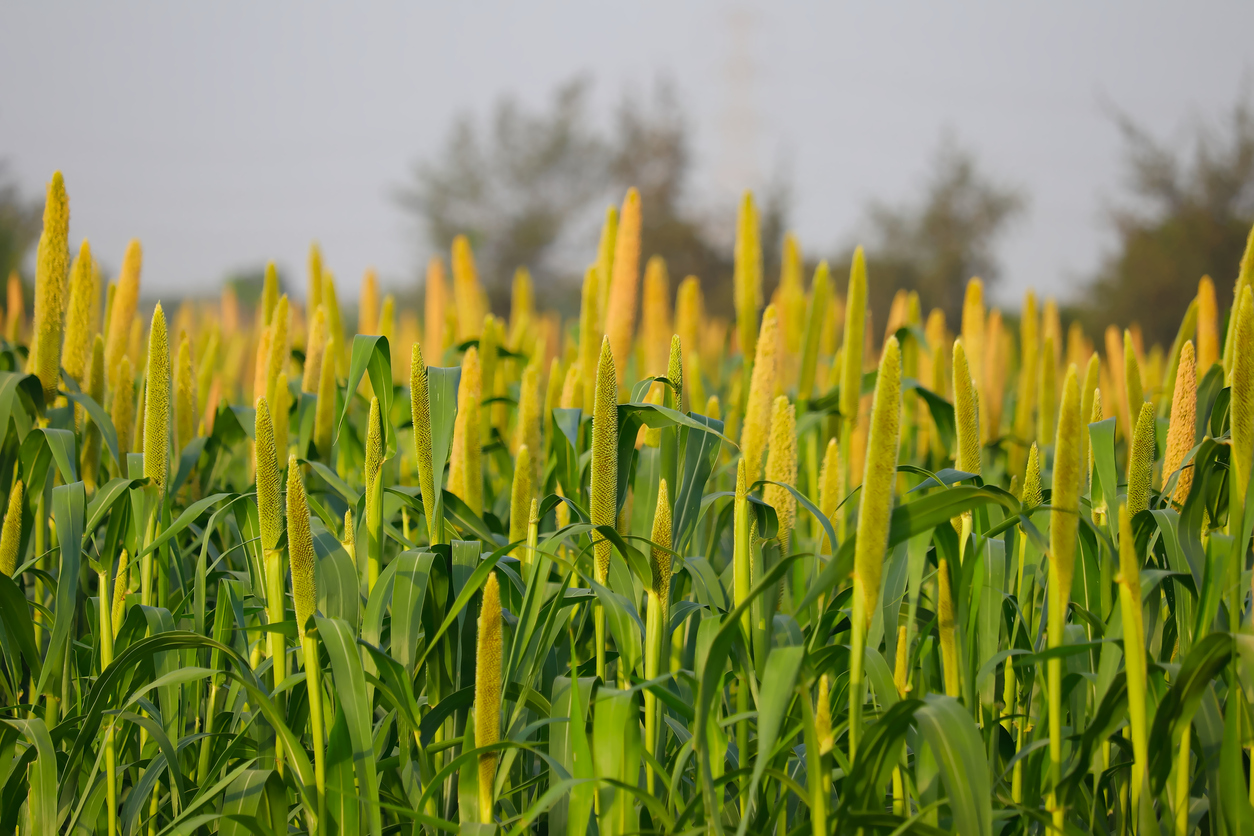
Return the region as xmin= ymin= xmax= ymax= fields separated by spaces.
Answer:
xmin=2 ymin=1 xmax=1251 ymax=307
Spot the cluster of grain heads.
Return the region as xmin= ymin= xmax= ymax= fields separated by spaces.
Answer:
xmin=8 ymin=168 xmax=1254 ymax=835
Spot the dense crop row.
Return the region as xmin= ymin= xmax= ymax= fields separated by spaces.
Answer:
xmin=0 ymin=173 xmax=1252 ymax=835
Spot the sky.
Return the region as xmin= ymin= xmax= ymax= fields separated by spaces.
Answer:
xmin=2 ymin=1 xmax=1252 ymax=308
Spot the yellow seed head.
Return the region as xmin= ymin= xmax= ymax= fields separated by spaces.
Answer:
xmin=313 ymin=337 xmax=338 ymax=455
xmin=515 ymin=361 xmax=542 ymax=484
xmin=424 ymin=257 xmax=449 ymax=359
xmin=1022 ymin=442 xmax=1043 ymax=508
xmin=952 ymin=338 xmax=981 ymax=476
xmin=28 ymin=172 xmax=71 ymax=402
xmin=308 ymin=242 xmax=324 ymax=313
xmin=302 ymin=305 xmax=328 ymax=393
xmin=560 ymin=362 xmax=582 ymax=409
xmin=799 ymin=261 xmax=832 ymax=402
xmin=196 ymin=328 xmax=220 ymax=414
xmin=650 ymin=477 xmax=673 ymax=619
xmin=1051 ymin=364 xmax=1083 ymax=601
xmin=676 ymin=276 xmax=703 ymax=381
xmin=84 ymin=332 xmax=104 ymax=436
xmin=273 ymin=372 xmax=291 ymax=457
xmin=143 ymin=304 xmax=171 ymax=492
xmin=509 ymin=266 xmax=534 ymax=349
xmin=1164 ymin=341 xmax=1197 ymax=506
xmin=779 ymin=233 xmax=807 ymax=353
xmin=840 ymin=248 xmax=868 ymax=420
xmin=266 ymin=295 xmax=290 ymax=407
xmin=0 ymin=480 xmax=23 ymax=576
xmin=740 ymin=304 xmax=780 ymax=480
xmin=641 ymin=256 xmax=672 ymax=377
xmin=733 ymin=191 xmax=763 ymax=361
xmin=260 ymin=262 xmax=279 ymax=328
xmin=1196 ymin=276 xmax=1219 ymax=372
xmin=105 ymin=241 xmax=142 ymax=390
xmin=1123 ymin=329 xmax=1144 ymax=439
xmin=819 ymin=437 xmax=840 ymax=525
xmin=453 ymin=235 xmax=485 ymax=341
xmin=113 ymin=356 xmax=135 ymax=456
xmin=1079 ymin=353 xmax=1100 ymax=483
xmin=595 ymin=204 xmax=619 ymax=325
xmin=63 ymin=239 xmax=95 ymax=388
xmin=853 ymin=337 xmax=903 ymax=626
xmin=323 ymin=272 xmax=346 ymax=375
xmin=449 ymin=346 xmax=482 ymax=510
xmin=286 ymin=454 xmax=318 ymax=637
xmin=358 ymin=268 xmax=380 ymax=335
xmin=604 ymin=188 xmax=641 ymax=383
xmin=509 ymin=445 xmax=533 ymax=557
xmin=578 ymin=265 xmax=601 ymax=411
xmin=252 ymin=325 xmax=272 ymax=405
xmin=590 ymin=337 xmax=619 ymax=582
xmin=175 ymin=331 xmax=196 ymax=454
xmin=475 ymin=571 xmax=503 ymax=819
xmin=763 ymin=396 xmax=798 ymax=553
xmin=893 ymin=625 xmax=910 ymax=698
xmin=961 ymin=278 xmax=985 ymax=392
xmin=254 ymin=397 xmax=283 ymax=552
xmin=1038 ymin=334 xmax=1057 ymax=445
xmin=410 ymin=342 xmax=436 ymax=529
xmin=5 ymin=271 xmax=23 ymax=343
xmin=982 ymin=308 xmax=1005 ymax=441
xmin=704 ymin=395 xmax=720 ymax=422
xmin=1127 ymin=401 xmax=1156 ymax=516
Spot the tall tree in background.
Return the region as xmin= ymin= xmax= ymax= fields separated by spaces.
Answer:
xmin=1086 ymin=98 xmax=1254 ymax=345
xmin=0 ymin=162 xmax=40 ymax=280
xmin=401 ymin=77 xmax=787 ymax=316
xmin=855 ymin=138 xmax=1024 ymax=326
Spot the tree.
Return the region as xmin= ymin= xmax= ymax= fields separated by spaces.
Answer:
xmin=1085 ymin=97 xmax=1254 ymax=345
xmin=854 ymin=138 xmax=1024 ymax=326
xmin=399 ymin=78 xmax=608 ymax=312
xmin=0 ymin=162 xmax=40 ymax=280
xmin=400 ymin=76 xmax=789 ymax=317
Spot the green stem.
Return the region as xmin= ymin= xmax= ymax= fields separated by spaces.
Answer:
xmin=303 ymin=633 xmax=326 ymax=835
xmin=265 ymin=547 xmax=287 ymax=776
xmin=98 ymin=567 xmax=118 ymax=836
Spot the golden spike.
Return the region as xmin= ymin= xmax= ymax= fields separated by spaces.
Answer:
xmin=740 ymin=305 xmax=780 ymax=481
xmin=1163 ymin=340 xmax=1197 ymax=506
xmin=28 ymin=172 xmax=71 ymax=402
xmin=144 ymin=304 xmax=171 ymax=493
xmin=604 ymin=189 xmax=641 ymax=383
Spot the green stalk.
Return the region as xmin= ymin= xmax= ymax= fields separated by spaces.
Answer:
xmin=644 ymin=479 xmax=671 ymax=794
xmin=1117 ymin=506 xmax=1149 ymax=825
xmin=365 ymin=396 xmax=384 ymax=594
xmin=98 ymin=564 xmax=118 ymax=836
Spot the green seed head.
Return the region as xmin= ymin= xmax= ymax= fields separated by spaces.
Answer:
xmin=1126 ymin=401 xmax=1157 ymax=516
xmin=590 ymin=337 xmax=619 ymax=582
xmin=666 ymin=334 xmax=683 ymax=406
xmin=254 ymin=396 xmax=283 ymax=552
xmin=650 ymin=477 xmax=673 ymax=617
xmin=286 ymin=454 xmax=318 ymax=637
xmin=840 ymin=247 xmax=868 ymax=421
xmin=365 ymin=395 xmax=384 ymax=511
xmin=1022 ymin=443 xmax=1043 ymax=508
xmin=798 ymin=260 xmax=831 ymax=402
xmin=265 ymin=295 xmax=290 ymax=407
xmin=1123 ymin=329 xmax=1144 ymax=438
xmin=1050 ymin=364 xmax=1083 ymax=603
xmin=410 ymin=342 xmax=436 ymax=529
xmin=111 ymin=548 xmax=129 ymax=632
xmin=1231 ymin=286 xmax=1254 ymax=511
xmin=0 ymin=479 xmax=23 ymax=576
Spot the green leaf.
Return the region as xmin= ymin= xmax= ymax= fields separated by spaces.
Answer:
xmin=914 ymin=694 xmax=991 ymax=836
xmin=1147 ymin=631 xmax=1233 ymax=794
